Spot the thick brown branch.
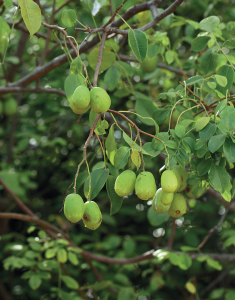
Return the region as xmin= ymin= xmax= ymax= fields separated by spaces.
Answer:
xmin=0 ymin=86 xmax=66 ymax=96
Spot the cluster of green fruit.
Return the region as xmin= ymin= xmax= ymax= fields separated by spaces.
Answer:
xmin=153 ymin=166 xmax=205 ymax=218
xmin=0 ymin=98 xmax=18 ymax=116
xmin=63 ymin=194 xmax=102 ymax=230
xmin=69 ymin=86 xmax=111 ymax=115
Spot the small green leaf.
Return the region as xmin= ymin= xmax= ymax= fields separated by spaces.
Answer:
xmin=195 ymin=117 xmax=210 ymax=131
xmin=191 ymin=36 xmax=210 ymax=52
xmin=185 ymin=282 xmax=196 ymax=294
xmin=223 ymin=38 xmax=235 ymax=49
xmin=61 ymin=9 xmax=77 ymax=27
xmin=70 ymin=57 xmax=82 ymax=75
xmin=220 ymin=106 xmax=235 ymax=131
xmin=147 ymin=207 xmax=168 ymax=226
xmin=29 ymin=275 xmax=42 ymax=290
xmin=19 ymin=0 xmax=42 ymax=36
xmin=175 ymin=125 xmax=185 ymax=138
xmin=88 ymin=47 xmax=116 ymax=72
xmin=0 ymin=16 xmax=10 ymax=54
xmin=216 ymin=65 xmax=234 ymax=96
xmin=128 ymin=29 xmax=148 ymax=63
xmin=207 ymin=258 xmax=222 ymax=271
xmin=45 ymin=248 xmax=57 ymax=259
xmin=57 ymin=248 xmax=67 ymax=263
xmin=165 ymin=50 xmax=174 ymax=64
xmin=197 ymin=158 xmax=212 ymax=176
xmin=209 ymin=164 xmax=230 ymax=193
xmin=3 ymin=0 xmax=13 ymax=7
xmin=201 ymin=51 xmax=219 ymax=74
xmin=64 ymin=74 xmax=85 ymax=101
xmin=106 ymin=175 xmax=124 ymax=215
xmin=131 ymin=148 xmax=141 ymax=168
xmin=104 ymin=66 xmax=121 ymax=91
xmin=114 ymin=147 xmax=130 ymax=170
xmin=224 ymin=236 xmax=235 ymax=247
xmin=214 ymin=75 xmax=227 ymax=87
xmin=117 ymin=288 xmax=134 ymax=300
xmin=61 ymin=275 xmax=79 ymax=289
xmin=68 ymin=252 xmax=79 ymax=265
xmin=224 ymin=138 xmax=235 ymax=163
xmin=105 ymin=125 xmax=117 ymax=165
xmin=84 ymin=168 xmax=109 ymax=200
xmin=208 ymin=134 xmax=226 ymax=153
xmin=199 ymin=123 xmax=217 ymax=140
xmin=199 ymin=16 xmax=220 ymax=32
xmin=208 ymin=82 xmax=217 ymax=90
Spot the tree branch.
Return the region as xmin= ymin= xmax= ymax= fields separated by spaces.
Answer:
xmin=93 ymin=31 xmax=107 ymax=87
xmin=0 ymin=86 xmax=66 ymax=96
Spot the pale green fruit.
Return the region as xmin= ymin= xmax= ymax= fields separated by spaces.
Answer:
xmin=152 ymin=188 xmax=171 ymax=213
xmin=168 ymin=193 xmax=187 ymax=219
xmin=135 ymin=171 xmax=156 ymax=200
xmin=161 ymin=170 xmax=178 ymax=193
xmin=90 ymin=87 xmax=111 ymax=113
xmin=0 ymin=101 xmax=3 ymax=115
xmin=114 ymin=170 xmax=136 ymax=197
xmin=160 ymin=190 xmax=174 ymax=205
xmin=141 ymin=55 xmax=158 ymax=73
xmin=173 ymin=165 xmax=188 ymax=192
xmin=64 ymin=194 xmax=85 ymax=223
xmin=83 ymin=201 xmax=102 ymax=230
xmin=4 ymin=98 xmax=18 ymax=116
xmin=188 ymin=199 xmax=197 ymax=208
xmin=69 ymin=100 xmax=90 ymax=114
xmin=185 ymin=183 xmax=205 ymax=198
xmin=72 ymin=85 xmax=90 ymax=109
xmin=171 ymin=168 xmax=181 ymax=192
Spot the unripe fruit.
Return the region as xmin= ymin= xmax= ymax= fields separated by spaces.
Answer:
xmin=64 ymin=194 xmax=85 ymax=223
xmin=72 ymin=85 xmax=90 ymax=109
xmin=90 ymin=87 xmax=111 ymax=114
xmin=135 ymin=171 xmax=156 ymax=200
xmin=152 ymin=188 xmax=171 ymax=213
xmin=141 ymin=55 xmax=158 ymax=73
xmin=83 ymin=201 xmax=102 ymax=230
xmin=160 ymin=190 xmax=174 ymax=205
xmin=173 ymin=165 xmax=188 ymax=192
xmin=185 ymin=183 xmax=205 ymax=199
xmin=4 ymin=98 xmax=18 ymax=116
xmin=114 ymin=170 xmax=136 ymax=197
xmin=69 ymin=100 xmax=90 ymax=114
xmin=161 ymin=170 xmax=178 ymax=193
xmin=168 ymin=193 xmax=187 ymax=218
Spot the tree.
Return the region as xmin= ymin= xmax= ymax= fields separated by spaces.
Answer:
xmin=1 ymin=0 xmax=235 ymax=299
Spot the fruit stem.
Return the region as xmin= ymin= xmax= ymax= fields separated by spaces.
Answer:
xmin=85 ymin=160 xmax=92 ymax=202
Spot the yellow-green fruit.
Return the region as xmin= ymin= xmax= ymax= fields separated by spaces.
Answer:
xmin=4 ymin=99 xmax=18 ymax=116
xmin=141 ymin=56 xmax=158 ymax=73
xmin=152 ymin=188 xmax=171 ymax=213
xmin=161 ymin=170 xmax=178 ymax=193
xmin=90 ymin=87 xmax=111 ymax=114
xmin=83 ymin=201 xmax=102 ymax=230
xmin=72 ymin=85 xmax=90 ymax=109
xmin=135 ymin=171 xmax=156 ymax=200
xmin=160 ymin=190 xmax=174 ymax=205
xmin=188 ymin=198 xmax=197 ymax=208
xmin=185 ymin=183 xmax=205 ymax=198
xmin=168 ymin=193 xmax=187 ymax=218
xmin=64 ymin=193 xmax=85 ymax=223
xmin=0 ymin=101 xmax=3 ymax=115
xmin=114 ymin=170 xmax=136 ymax=197
xmin=173 ymin=165 xmax=188 ymax=192
xmin=69 ymin=100 xmax=90 ymax=114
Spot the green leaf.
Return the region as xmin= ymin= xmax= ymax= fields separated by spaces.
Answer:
xmin=207 ymin=258 xmax=222 ymax=271
xmin=215 ymin=100 xmax=226 ymax=117
xmin=199 ymin=16 xmax=220 ymax=32
xmin=0 ymin=16 xmax=10 ymax=54
xmin=115 ymin=61 xmax=134 ymax=77
xmin=191 ymin=36 xmax=210 ymax=52
xmin=147 ymin=207 xmax=168 ymax=226
xmin=128 ymin=29 xmax=148 ymax=63
xmin=175 ymin=125 xmax=185 ymax=138
xmin=165 ymin=50 xmax=174 ymax=64
xmin=208 ymin=82 xmax=217 ymax=89
xmin=45 ymin=248 xmax=57 ymax=259
xmin=88 ymin=47 xmax=116 ymax=72
xmin=19 ymin=0 xmax=41 ymax=36
xmin=118 ymin=288 xmax=134 ymax=300
xmin=131 ymin=148 xmax=141 ymax=168
xmin=216 ymin=65 xmax=234 ymax=96
xmin=135 ymin=92 xmax=158 ymax=126
xmin=223 ymin=38 xmax=235 ymax=49
xmin=104 ymin=66 xmax=121 ymax=91
xmin=197 ymin=158 xmax=212 ymax=176
xmin=209 ymin=164 xmax=230 ymax=193
xmin=195 ymin=117 xmax=210 ymax=131
xmin=224 ymin=236 xmax=235 ymax=247
xmin=199 ymin=123 xmax=217 ymax=140
xmin=177 ymin=254 xmax=192 ymax=270
xmin=224 ymin=138 xmax=235 ymax=163
xmin=165 ymin=140 xmax=178 ymax=149
xmin=68 ymin=252 xmax=79 ymax=266
xmin=114 ymin=147 xmax=130 ymax=170
xmin=209 ymin=288 xmax=225 ymax=299
xmin=208 ymin=134 xmax=226 ymax=153
xmin=57 ymin=248 xmax=67 ymax=263
xmin=61 ymin=9 xmax=77 ymax=27
xmin=84 ymin=168 xmax=109 ymax=200
xmin=64 ymin=74 xmax=85 ymax=102
xmin=186 ymin=76 xmax=203 ymax=86
xmin=185 ymin=282 xmax=196 ymax=294
xmin=70 ymin=57 xmax=82 ymax=75
xmin=3 ymin=0 xmax=13 ymax=7
xmin=29 ymin=275 xmax=42 ymax=290
xmin=105 ymin=125 xmax=117 ymax=165
xmin=214 ymin=75 xmax=227 ymax=87
xmin=29 ymin=242 xmax=43 ymax=251
xmin=37 ymin=271 xmax=51 ymax=280
xmin=201 ymin=51 xmax=219 ymax=74
xmin=220 ymin=106 xmax=235 ymax=131
xmin=106 ymin=176 xmax=124 ymax=215
xmin=153 ymin=109 xmax=170 ymax=125
xmin=180 ymin=246 xmax=198 ymax=252
xmin=61 ymin=275 xmax=79 ymax=289
xmin=142 ymin=142 xmax=160 ymax=157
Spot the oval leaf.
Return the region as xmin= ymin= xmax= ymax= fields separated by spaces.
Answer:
xmin=29 ymin=275 xmax=42 ymax=290
xmin=128 ymin=29 xmax=148 ymax=63
xmin=61 ymin=275 xmax=79 ymax=289
xmin=88 ymin=47 xmax=116 ymax=73
xmin=84 ymin=168 xmax=109 ymax=200
xmin=199 ymin=16 xmax=220 ymax=32
xmin=19 ymin=0 xmax=42 ymax=36
xmin=106 ymin=175 xmax=124 ymax=215
xmin=61 ymin=9 xmax=77 ymax=27
xmin=114 ymin=147 xmax=130 ymax=170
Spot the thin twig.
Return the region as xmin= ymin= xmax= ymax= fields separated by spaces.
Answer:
xmin=93 ymin=31 xmax=107 ymax=87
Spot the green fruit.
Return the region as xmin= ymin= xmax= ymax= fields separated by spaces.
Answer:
xmin=141 ymin=55 xmax=158 ymax=73
xmin=152 ymin=188 xmax=171 ymax=213
xmin=160 ymin=190 xmax=174 ymax=205
xmin=90 ymin=87 xmax=111 ymax=114
xmin=172 ymin=165 xmax=188 ymax=192
xmin=185 ymin=183 xmax=205 ymax=198
xmin=135 ymin=171 xmax=156 ymax=200
xmin=4 ymin=98 xmax=18 ymax=116
xmin=161 ymin=170 xmax=178 ymax=193
xmin=168 ymin=193 xmax=187 ymax=218
xmin=188 ymin=198 xmax=197 ymax=208
xmin=114 ymin=170 xmax=136 ymax=197
xmin=0 ymin=101 xmax=3 ymax=115
xmin=72 ymin=85 xmax=90 ymax=109
xmin=83 ymin=201 xmax=102 ymax=230
xmin=64 ymin=193 xmax=85 ymax=223
xmin=69 ymin=100 xmax=90 ymax=114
